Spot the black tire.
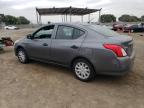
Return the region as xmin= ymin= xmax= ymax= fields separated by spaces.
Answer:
xmin=72 ymin=59 xmax=96 ymax=82
xmin=17 ymin=48 xmax=29 ymax=64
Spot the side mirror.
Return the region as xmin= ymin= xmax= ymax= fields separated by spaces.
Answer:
xmin=27 ymin=34 xmax=33 ymax=39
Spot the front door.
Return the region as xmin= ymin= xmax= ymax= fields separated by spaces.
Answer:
xmin=25 ymin=25 xmax=55 ymax=60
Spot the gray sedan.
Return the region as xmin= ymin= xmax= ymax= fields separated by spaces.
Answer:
xmin=14 ymin=23 xmax=135 ymax=81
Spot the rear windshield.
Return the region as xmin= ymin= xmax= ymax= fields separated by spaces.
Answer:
xmin=86 ymin=25 xmax=120 ymax=37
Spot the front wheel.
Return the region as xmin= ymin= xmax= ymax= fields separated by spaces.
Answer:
xmin=73 ymin=59 xmax=96 ymax=82
xmin=17 ymin=48 xmax=29 ymax=64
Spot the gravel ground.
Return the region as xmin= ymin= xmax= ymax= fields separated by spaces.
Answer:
xmin=0 ymin=29 xmax=144 ymax=108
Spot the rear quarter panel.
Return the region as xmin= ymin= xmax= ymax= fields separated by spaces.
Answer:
xmin=79 ymin=30 xmax=120 ymax=72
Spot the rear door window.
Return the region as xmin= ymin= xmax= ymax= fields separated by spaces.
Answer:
xmin=73 ymin=28 xmax=85 ymax=39
xmin=56 ymin=25 xmax=85 ymax=39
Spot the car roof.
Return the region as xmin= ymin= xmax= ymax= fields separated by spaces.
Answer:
xmin=45 ymin=22 xmax=92 ymax=29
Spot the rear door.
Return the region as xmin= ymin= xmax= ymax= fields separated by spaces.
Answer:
xmin=50 ymin=25 xmax=86 ymax=65
xmin=25 ymin=25 xmax=55 ymax=60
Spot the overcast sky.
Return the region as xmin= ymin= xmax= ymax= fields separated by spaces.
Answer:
xmin=0 ymin=0 xmax=144 ymax=23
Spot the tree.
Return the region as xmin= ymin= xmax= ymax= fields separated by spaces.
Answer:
xmin=100 ymin=14 xmax=116 ymax=23
xmin=119 ymin=14 xmax=140 ymax=22
xmin=0 ymin=14 xmax=5 ymax=23
xmin=4 ymin=15 xmax=18 ymax=25
xmin=4 ymin=15 xmax=17 ymax=25
xmin=130 ymin=16 xmax=140 ymax=22
xmin=0 ymin=14 xmax=30 ymax=25
xmin=0 ymin=15 xmax=2 ymax=23
xmin=17 ymin=16 xmax=30 ymax=24
xmin=140 ymin=15 xmax=144 ymax=21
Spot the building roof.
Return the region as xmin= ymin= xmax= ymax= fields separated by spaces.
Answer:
xmin=36 ymin=7 xmax=101 ymax=16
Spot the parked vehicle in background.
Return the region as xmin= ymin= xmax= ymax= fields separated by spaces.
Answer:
xmin=14 ymin=23 xmax=135 ymax=82
xmin=123 ymin=24 xmax=136 ymax=32
xmin=123 ymin=23 xmax=144 ymax=33
xmin=102 ymin=25 xmax=113 ymax=30
xmin=112 ymin=23 xmax=125 ymax=31
xmin=4 ymin=25 xmax=19 ymax=30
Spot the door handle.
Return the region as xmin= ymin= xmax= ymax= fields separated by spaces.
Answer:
xmin=43 ymin=43 xmax=48 ymax=46
xmin=70 ymin=45 xmax=79 ymax=49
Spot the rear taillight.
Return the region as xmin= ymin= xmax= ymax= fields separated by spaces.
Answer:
xmin=103 ymin=44 xmax=127 ymax=57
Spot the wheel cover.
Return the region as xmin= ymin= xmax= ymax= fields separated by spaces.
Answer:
xmin=75 ymin=62 xmax=90 ymax=80
xmin=18 ymin=50 xmax=25 ymax=62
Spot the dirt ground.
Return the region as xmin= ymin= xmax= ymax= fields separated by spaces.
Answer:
xmin=0 ymin=29 xmax=144 ymax=108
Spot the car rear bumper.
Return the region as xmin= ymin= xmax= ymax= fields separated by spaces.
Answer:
xmin=95 ymin=51 xmax=135 ymax=76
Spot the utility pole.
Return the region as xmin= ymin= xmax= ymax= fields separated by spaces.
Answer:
xmin=99 ymin=8 xmax=102 ymax=23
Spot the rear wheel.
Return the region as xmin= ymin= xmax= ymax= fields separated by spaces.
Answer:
xmin=72 ymin=59 xmax=96 ymax=82
xmin=17 ymin=48 xmax=29 ymax=63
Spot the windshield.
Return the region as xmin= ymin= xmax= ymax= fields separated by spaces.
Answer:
xmin=86 ymin=25 xmax=120 ymax=37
